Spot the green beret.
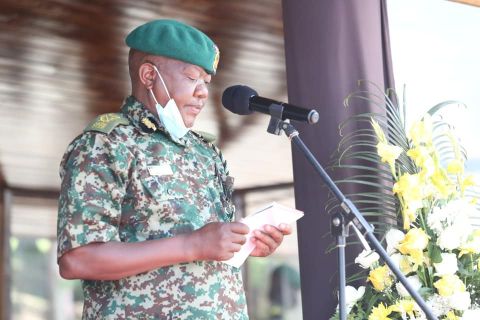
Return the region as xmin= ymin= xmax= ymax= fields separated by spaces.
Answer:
xmin=125 ymin=19 xmax=220 ymax=75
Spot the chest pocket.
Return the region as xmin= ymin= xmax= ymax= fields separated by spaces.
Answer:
xmin=140 ymin=174 xmax=187 ymax=229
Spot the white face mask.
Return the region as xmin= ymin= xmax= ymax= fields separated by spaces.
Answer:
xmin=149 ymin=65 xmax=189 ymax=141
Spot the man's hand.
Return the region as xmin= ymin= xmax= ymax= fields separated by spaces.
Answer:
xmin=189 ymin=222 xmax=249 ymax=261
xmin=250 ymin=223 xmax=292 ymax=257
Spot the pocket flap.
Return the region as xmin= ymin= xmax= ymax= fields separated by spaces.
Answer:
xmin=141 ymin=175 xmax=185 ymax=202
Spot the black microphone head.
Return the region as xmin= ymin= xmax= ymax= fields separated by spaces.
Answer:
xmin=222 ymin=85 xmax=257 ymax=115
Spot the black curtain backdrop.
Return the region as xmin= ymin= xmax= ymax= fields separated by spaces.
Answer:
xmin=282 ymin=0 xmax=395 ymax=319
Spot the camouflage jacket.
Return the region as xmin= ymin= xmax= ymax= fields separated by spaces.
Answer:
xmin=57 ymin=96 xmax=248 ymax=319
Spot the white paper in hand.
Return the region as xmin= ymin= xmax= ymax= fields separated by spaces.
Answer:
xmin=223 ymin=202 xmax=304 ymax=268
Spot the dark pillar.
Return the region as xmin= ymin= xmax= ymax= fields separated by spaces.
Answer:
xmin=282 ymin=0 xmax=394 ymax=318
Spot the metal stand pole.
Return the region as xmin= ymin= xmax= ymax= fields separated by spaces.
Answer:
xmin=331 ymin=213 xmax=347 ymax=320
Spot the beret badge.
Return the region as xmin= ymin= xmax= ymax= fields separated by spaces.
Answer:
xmin=212 ymin=45 xmax=220 ymax=74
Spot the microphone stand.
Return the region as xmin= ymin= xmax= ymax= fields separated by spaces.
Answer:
xmin=265 ymin=104 xmax=437 ymax=320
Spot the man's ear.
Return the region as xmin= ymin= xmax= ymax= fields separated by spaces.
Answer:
xmin=138 ymin=63 xmax=156 ymax=90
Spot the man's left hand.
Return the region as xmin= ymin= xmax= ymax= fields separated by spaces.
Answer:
xmin=250 ymin=224 xmax=292 ymax=257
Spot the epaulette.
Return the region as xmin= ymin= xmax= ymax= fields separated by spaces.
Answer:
xmin=84 ymin=113 xmax=129 ymax=134
xmin=191 ymin=130 xmax=217 ymax=144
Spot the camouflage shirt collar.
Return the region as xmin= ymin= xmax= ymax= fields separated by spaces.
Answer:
xmin=121 ymin=96 xmax=191 ymax=146
xmin=121 ymin=96 xmax=164 ymax=133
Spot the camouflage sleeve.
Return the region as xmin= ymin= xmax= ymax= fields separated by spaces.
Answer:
xmin=57 ymin=132 xmax=132 ymax=259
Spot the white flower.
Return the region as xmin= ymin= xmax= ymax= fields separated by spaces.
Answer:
xmin=434 ymin=253 xmax=458 ymax=276
xmin=448 ymin=291 xmax=471 ymax=311
xmin=426 ymin=294 xmax=450 ymax=317
xmin=437 ymin=225 xmax=464 ymax=250
xmin=345 ymin=285 xmax=365 ymax=314
xmin=462 ymin=309 xmax=480 ymax=320
xmin=395 ymin=275 xmax=422 ymax=297
xmin=410 ymin=300 xmax=429 ymax=320
xmin=386 ymin=228 xmax=405 ymax=254
xmin=355 ymin=249 xmax=379 ymax=269
xmin=428 ymin=206 xmax=451 ymax=235
xmin=428 ymin=199 xmax=474 ymax=236
xmin=336 ymin=286 xmax=365 ymax=314
xmin=390 ymin=253 xmax=402 ymax=268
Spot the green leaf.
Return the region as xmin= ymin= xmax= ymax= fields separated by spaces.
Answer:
xmin=429 ymin=245 xmax=442 ymax=264
xmin=425 ymin=100 xmax=466 ymax=117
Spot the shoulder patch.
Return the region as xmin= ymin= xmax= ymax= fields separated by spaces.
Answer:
xmin=84 ymin=113 xmax=129 ymax=134
xmin=192 ymin=130 xmax=217 ymax=144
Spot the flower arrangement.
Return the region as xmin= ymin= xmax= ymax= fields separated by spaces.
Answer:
xmin=329 ymin=84 xmax=480 ymax=320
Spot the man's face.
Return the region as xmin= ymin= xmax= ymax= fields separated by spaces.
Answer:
xmin=151 ymin=59 xmax=211 ymax=128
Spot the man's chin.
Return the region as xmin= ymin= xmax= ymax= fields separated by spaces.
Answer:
xmin=182 ymin=116 xmax=197 ymax=128
xmin=184 ymin=121 xmax=195 ymax=129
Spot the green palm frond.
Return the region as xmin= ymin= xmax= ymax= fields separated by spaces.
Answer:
xmin=328 ymin=82 xmax=410 ymax=235
xmin=328 ymin=80 xmax=470 ymax=238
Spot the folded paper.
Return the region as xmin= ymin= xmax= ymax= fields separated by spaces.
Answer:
xmin=223 ymin=202 xmax=304 ymax=268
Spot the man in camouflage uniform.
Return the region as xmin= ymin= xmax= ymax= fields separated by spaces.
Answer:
xmin=57 ymin=19 xmax=291 ymax=319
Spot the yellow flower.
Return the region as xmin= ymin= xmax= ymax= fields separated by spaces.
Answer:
xmin=445 ymin=311 xmax=460 ymax=320
xmin=368 ymin=265 xmax=393 ymax=292
xmin=393 ymin=173 xmax=422 ymax=199
xmin=390 ymin=300 xmax=415 ymax=318
xmin=447 ymin=159 xmax=464 ymax=175
xmin=368 ymin=303 xmax=392 ymax=320
xmin=377 ymin=142 xmax=403 ymax=176
xmin=399 ymin=255 xmax=417 ymax=274
xmin=460 ymin=175 xmax=475 ymax=194
xmin=408 ymin=249 xmax=425 ymax=266
xmin=397 ymin=228 xmax=429 ymax=259
xmin=407 ymin=146 xmax=434 ymax=174
xmin=408 ymin=116 xmax=433 ymax=146
xmin=434 ymin=274 xmax=465 ymax=297
xmin=393 ymin=173 xmax=426 ymax=229
xmin=400 ymin=205 xmax=420 ymax=230
xmin=431 ymin=168 xmax=455 ymax=199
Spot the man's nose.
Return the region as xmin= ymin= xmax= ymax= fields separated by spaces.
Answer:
xmin=194 ymin=83 xmax=208 ymax=100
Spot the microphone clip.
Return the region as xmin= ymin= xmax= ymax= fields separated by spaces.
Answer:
xmin=266 ymin=103 xmax=286 ymax=135
xmin=266 ymin=103 xmax=299 ymax=140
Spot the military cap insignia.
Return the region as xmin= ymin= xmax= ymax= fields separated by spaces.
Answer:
xmin=212 ymin=45 xmax=220 ymax=73
xmin=84 ymin=113 xmax=129 ymax=134
xmin=140 ymin=117 xmax=158 ymax=133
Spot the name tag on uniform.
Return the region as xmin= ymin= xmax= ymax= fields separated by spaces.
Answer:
xmin=147 ymin=164 xmax=173 ymax=176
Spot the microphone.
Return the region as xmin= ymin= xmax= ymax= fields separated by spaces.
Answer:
xmin=222 ymin=85 xmax=319 ymax=124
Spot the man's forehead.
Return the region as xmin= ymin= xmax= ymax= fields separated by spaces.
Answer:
xmin=182 ymin=63 xmax=209 ymax=76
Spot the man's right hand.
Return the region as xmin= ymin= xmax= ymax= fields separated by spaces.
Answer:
xmin=189 ymin=222 xmax=249 ymax=261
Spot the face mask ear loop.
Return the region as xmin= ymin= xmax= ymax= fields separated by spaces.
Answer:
xmin=152 ymin=65 xmax=171 ymax=100
xmin=149 ymin=88 xmax=160 ymax=105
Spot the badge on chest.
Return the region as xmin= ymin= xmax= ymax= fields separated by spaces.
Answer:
xmin=147 ymin=164 xmax=174 ymax=176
